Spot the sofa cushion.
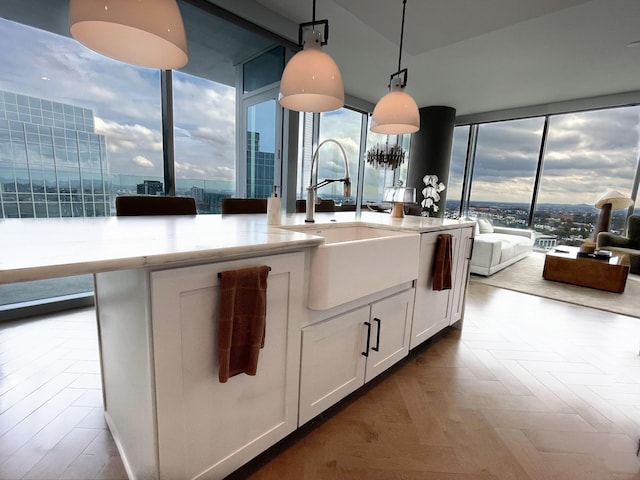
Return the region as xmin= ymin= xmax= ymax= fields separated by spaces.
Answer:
xmin=471 ymin=228 xmax=535 ymax=276
xmin=476 ymin=232 xmax=532 ymax=263
xmin=477 ymin=218 xmax=494 ymax=234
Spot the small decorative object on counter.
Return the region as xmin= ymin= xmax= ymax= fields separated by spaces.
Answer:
xmin=579 ymin=240 xmax=596 ymax=254
xmin=383 ymin=183 xmax=416 ymax=218
xmin=267 ymin=186 xmax=281 ymax=225
xmin=421 ymin=174 xmax=446 ymax=216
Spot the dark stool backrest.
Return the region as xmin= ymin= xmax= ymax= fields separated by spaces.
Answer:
xmin=115 ymin=195 xmax=197 ymax=216
xmin=295 ymin=199 xmax=336 ymax=213
xmin=221 ymin=198 xmax=267 ymax=214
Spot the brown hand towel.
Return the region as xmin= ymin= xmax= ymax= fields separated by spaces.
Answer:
xmin=218 ymin=265 xmax=269 ymax=383
xmin=433 ymin=234 xmax=453 ymax=291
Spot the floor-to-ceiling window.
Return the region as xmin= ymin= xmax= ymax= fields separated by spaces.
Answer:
xmin=239 ymin=46 xmax=285 ymax=200
xmin=533 ymin=106 xmax=640 ymax=243
xmin=444 ymin=125 xmax=470 ymax=218
xmin=0 ymin=23 xmax=150 ymax=219
xmin=0 ymin=16 xmax=162 ymax=310
xmin=172 ymin=71 xmax=236 ymax=212
xmin=448 ymin=105 xmax=640 ymax=247
xmin=467 ymin=117 xmax=545 ymax=227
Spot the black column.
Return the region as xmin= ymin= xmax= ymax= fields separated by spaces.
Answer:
xmin=407 ymin=106 xmax=456 ymax=217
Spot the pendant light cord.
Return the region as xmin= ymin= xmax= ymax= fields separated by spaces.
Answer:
xmin=312 ymin=0 xmax=316 ymax=24
xmin=397 ymin=0 xmax=407 ymax=73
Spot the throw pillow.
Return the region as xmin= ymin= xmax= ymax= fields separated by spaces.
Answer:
xmin=477 ymin=218 xmax=494 ymax=234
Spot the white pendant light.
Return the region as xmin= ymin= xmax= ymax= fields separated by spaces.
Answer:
xmin=278 ymin=0 xmax=344 ymax=112
xmin=370 ymin=0 xmax=420 ymax=134
xmin=69 ymin=0 xmax=188 ymax=70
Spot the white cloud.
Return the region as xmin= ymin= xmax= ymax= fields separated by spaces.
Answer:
xmin=93 ymin=117 xmax=163 ymax=176
xmin=132 ymin=155 xmax=155 ymax=168
xmin=95 ymin=118 xmax=163 ymax=153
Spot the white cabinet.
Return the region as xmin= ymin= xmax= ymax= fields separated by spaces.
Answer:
xmin=450 ymin=226 xmax=474 ymax=325
xmin=410 ymin=227 xmax=473 ymax=349
xmin=299 ymin=289 xmax=414 ymax=425
xmin=96 ymin=252 xmax=304 ymax=480
xmin=365 ymin=291 xmax=415 ymax=382
xmin=151 ymin=252 xmax=303 ymax=480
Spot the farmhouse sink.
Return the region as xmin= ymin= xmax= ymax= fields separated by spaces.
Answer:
xmin=279 ymin=223 xmax=420 ymax=310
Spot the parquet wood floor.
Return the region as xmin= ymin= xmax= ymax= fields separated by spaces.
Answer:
xmin=240 ymin=283 xmax=640 ymax=480
xmin=0 ymin=308 xmax=126 ymax=480
xmin=0 ymin=282 xmax=639 ymax=479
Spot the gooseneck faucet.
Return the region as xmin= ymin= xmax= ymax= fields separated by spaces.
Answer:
xmin=306 ymin=139 xmax=351 ymax=223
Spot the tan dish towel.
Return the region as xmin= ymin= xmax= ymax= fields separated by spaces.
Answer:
xmin=218 ymin=265 xmax=269 ymax=383
xmin=433 ymin=233 xmax=452 ymax=291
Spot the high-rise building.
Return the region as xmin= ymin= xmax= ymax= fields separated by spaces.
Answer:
xmin=0 ymin=89 xmax=109 ymax=218
xmin=137 ymin=180 xmax=163 ymax=195
xmin=246 ymin=131 xmax=274 ymax=199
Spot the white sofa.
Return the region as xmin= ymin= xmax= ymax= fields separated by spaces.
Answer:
xmin=470 ymin=224 xmax=536 ymax=276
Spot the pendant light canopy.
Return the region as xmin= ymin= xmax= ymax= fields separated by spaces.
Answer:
xmin=370 ymin=0 xmax=419 ymax=134
xmin=278 ymin=0 xmax=344 ymax=113
xmin=69 ymin=0 xmax=188 ymax=70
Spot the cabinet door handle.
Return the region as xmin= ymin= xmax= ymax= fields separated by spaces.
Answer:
xmin=467 ymin=237 xmax=475 ymax=260
xmin=372 ymin=318 xmax=381 ymax=352
xmin=362 ymin=321 xmax=371 ymax=357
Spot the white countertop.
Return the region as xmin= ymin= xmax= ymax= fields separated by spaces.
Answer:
xmin=0 ymin=211 xmax=473 ymax=284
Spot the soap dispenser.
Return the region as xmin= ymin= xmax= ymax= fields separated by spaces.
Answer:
xmin=267 ymin=185 xmax=281 ymax=225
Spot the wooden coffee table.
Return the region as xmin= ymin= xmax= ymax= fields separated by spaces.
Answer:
xmin=543 ymin=246 xmax=630 ymax=293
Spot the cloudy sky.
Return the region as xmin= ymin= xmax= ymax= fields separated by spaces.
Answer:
xmin=449 ymin=108 xmax=640 ymax=206
xmin=1 ymin=16 xmax=638 ymax=206
xmin=0 ymin=17 xmax=236 ymax=187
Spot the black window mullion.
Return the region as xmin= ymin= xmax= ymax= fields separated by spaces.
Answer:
xmin=528 ymin=115 xmax=550 ymax=227
xmin=460 ymin=124 xmax=477 ymax=217
xmin=160 ymin=70 xmax=176 ymax=197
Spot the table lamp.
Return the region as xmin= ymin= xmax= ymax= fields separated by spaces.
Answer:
xmin=383 ymin=187 xmax=416 ymax=218
xmin=593 ymin=189 xmax=634 ymax=239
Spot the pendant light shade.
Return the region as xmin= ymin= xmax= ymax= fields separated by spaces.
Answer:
xmin=69 ymin=0 xmax=188 ymax=70
xmin=279 ymin=30 xmax=344 ymax=112
xmin=370 ymin=77 xmax=419 ymax=134
xmin=370 ymin=0 xmax=420 ymax=134
xmin=278 ymin=2 xmax=344 ymax=113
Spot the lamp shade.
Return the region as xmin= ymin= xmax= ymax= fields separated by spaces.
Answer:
xmin=594 ymin=190 xmax=634 ymax=209
xmin=370 ymin=80 xmax=420 ymax=135
xmin=69 ymin=0 xmax=188 ymax=70
xmin=278 ymin=30 xmax=344 ymax=112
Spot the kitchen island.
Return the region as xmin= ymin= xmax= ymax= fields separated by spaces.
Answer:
xmin=0 ymin=211 xmax=475 ymax=479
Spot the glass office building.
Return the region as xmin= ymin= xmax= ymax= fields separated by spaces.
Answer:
xmin=0 ymin=89 xmax=109 ymax=218
xmin=246 ymin=131 xmax=275 ymax=199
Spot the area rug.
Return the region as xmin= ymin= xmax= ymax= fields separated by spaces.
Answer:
xmin=469 ymin=252 xmax=640 ymax=319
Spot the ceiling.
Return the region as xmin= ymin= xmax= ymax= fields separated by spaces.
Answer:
xmin=3 ymin=0 xmax=640 ymax=118
xmin=220 ymin=0 xmax=640 ymax=117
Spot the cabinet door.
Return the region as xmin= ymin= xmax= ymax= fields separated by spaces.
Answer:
xmin=450 ymin=226 xmax=474 ymax=324
xmin=410 ymin=230 xmax=458 ymax=349
xmin=151 ymin=252 xmax=304 ymax=480
xmin=299 ymin=306 xmax=369 ymax=425
xmin=365 ymin=289 xmax=414 ymax=383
